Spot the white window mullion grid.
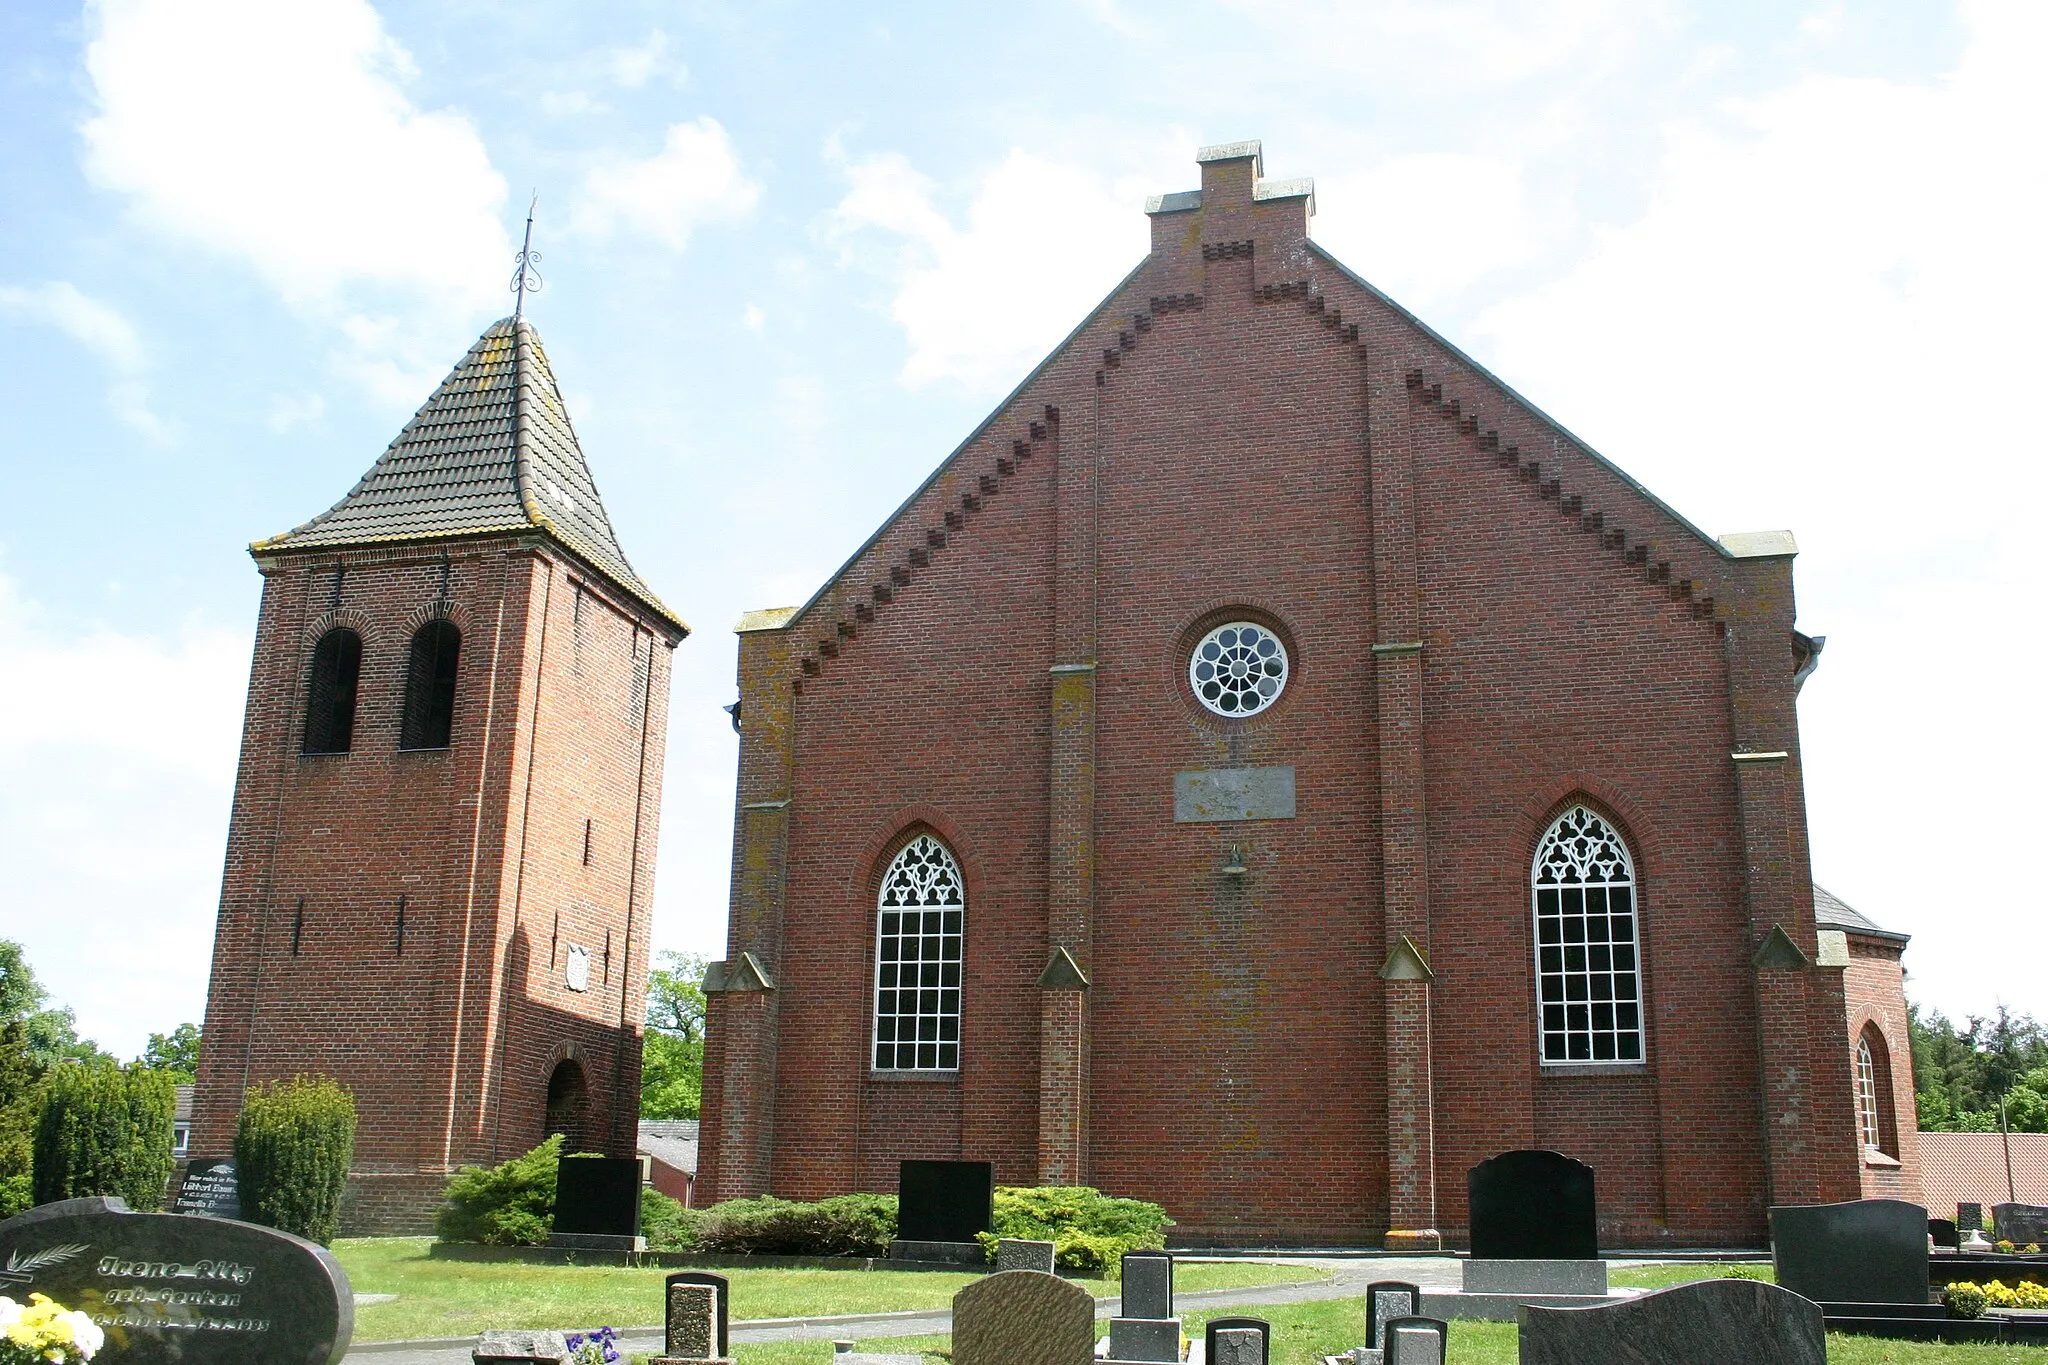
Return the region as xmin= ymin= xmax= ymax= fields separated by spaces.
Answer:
xmin=873 ymin=836 xmax=964 ymax=1071
xmin=1856 ymin=1037 xmax=1881 ymax=1148
xmin=1533 ymin=807 xmax=1645 ymax=1064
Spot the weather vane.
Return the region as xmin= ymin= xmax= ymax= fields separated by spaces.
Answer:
xmin=511 ymin=191 xmax=543 ymax=318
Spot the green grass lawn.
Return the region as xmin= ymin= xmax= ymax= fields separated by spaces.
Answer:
xmin=1608 ymin=1261 xmax=1776 ymax=1289
xmin=333 ymin=1238 xmax=1325 ymax=1341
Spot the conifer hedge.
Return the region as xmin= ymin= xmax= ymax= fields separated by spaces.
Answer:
xmin=30 ymin=1060 xmax=176 ymax=1210
xmin=235 ymin=1075 xmax=356 ymax=1246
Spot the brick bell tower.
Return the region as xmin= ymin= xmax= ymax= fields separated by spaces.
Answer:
xmin=189 ymin=316 xmax=687 ymax=1233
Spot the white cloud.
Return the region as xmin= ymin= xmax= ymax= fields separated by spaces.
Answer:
xmin=609 ymin=29 xmax=686 ymax=89
xmin=573 ymin=118 xmax=760 ymax=251
xmin=0 ymin=572 xmax=250 ymax=1059
xmin=1463 ymin=0 xmax=2048 ymax=1020
xmin=80 ymin=0 xmax=510 ymax=388
xmin=0 ymin=281 xmax=171 ymax=440
xmin=826 ymin=147 xmax=1151 ymax=392
xmin=265 ymin=391 xmax=326 ymax=433
xmin=1313 ymin=154 xmax=1544 ymax=310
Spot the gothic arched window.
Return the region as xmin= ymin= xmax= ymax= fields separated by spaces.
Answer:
xmin=1857 ymin=1023 xmax=1899 ymax=1155
xmin=1533 ymin=806 xmax=1644 ymax=1064
xmin=302 ymin=627 xmax=363 ymax=755
xmin=400 ymin=619 xmax=461 ymax=750
xmin=873 ymin=834 xmax=964 ymax=1071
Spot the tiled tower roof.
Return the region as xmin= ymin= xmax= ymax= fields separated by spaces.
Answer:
xmin=252 ymin=316 xmax=682 ymax=632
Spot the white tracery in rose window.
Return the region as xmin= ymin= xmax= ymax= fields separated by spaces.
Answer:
xmin=873 ymin=835 xmax=964 ymax=1071
xmin=1532 ymin=806 xmax=1644 ymax=1065
xmin=1190 ymin=621 xmax=1289 ymax=717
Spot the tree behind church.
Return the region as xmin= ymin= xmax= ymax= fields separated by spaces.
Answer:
xmin=641 ymin=951 xmax=706 ymax=1120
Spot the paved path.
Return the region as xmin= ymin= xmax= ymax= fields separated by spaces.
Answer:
xmin=342 ymin=1257 xmax=1461 ymax=1363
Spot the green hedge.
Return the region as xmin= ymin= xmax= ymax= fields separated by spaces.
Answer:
xmin=437 ymin=1134 xmax=564 ymax=1246
xmin=692 ymin=1193 xmax=897 ymax=1257
xmin=641 ymin=1187 xmax=702 ymax=1251
xmin=977 ymin=1185 xmax=1172 ymax=1277
xmin=235 ymin=1075 xmax=357 ymax=1245
xmin=31 ymin=1061 xmax=175 ymax=1210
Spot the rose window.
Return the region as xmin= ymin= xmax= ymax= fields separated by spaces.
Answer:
xmin=1189 ymin=622 xmax=1288 ymax=717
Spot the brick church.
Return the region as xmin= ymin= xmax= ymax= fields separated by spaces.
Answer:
xmin=698 ymin=141 xmax=1921 ymax=1247
xmin=189 ymin=316 xmax=685 ymax=1231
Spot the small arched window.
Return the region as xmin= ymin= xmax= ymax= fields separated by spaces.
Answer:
xmin=400 ymin=619 xmax=461 ymax=750
xmin=302 ymin=627 xmax=363 ymax=755
xmin=1857 ymin=1023 xmax=1898 ymax=1156
xmin=1533 ymin=805 xmax=1644 ymax=1064
xmin=873 ymin=834 xmax=964 ymax=1072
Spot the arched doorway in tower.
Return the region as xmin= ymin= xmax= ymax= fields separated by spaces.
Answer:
xmin=544 ymin=1057 xmax=591 ymax=1152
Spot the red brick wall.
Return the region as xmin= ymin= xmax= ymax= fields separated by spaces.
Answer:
xmin=703 ymin=146 xmax=1858 ymax=1245
xmin=192 ymin=535 xmax=674 ymax=1232
xmin=1843 ymin=934 xmax=1922 ymax=1204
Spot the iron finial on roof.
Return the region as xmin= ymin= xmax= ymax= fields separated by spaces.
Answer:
xmin=511 ymin=190 xmax=543 ymax=318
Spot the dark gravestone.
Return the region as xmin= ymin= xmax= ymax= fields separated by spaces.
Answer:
xmin=1959 ymin=1201 xmax=1983 ymax=1232
xmin=996 ymin=1238 xmax=1056 ymax=1274
xmin=1367 ymin=1281 xmax=1422 ymax=1350
xmin=896 ymin=1160 xmax=993 ymax=1243
xmin=1204 ymin=1316 xmax=1269 ymax=1365
xmin=664 ymin=1271 xmax=730 ymax=1358
xmin=1466 ymin=1150 xmax=1597 ymax=1259
xmin=1993 ymin=1203 xmax=2048 ymax=1244
xmin=552 ymin=1156 xmax=642 ymax=1242
xmin=1771 ymin=1198 xmax=1928 ymax=1304
xmin=1519 ymin=1278 xmax=1824 ymax=1365
xmin=170 ymin=1159 xmax=240 ymax=1220
xmin=1929 ymin=1218 xmax=1959 ymax=1249
xmin=0 ymin=1195 xmax=352 ymax=1364
xmin=1381 ymin=1316 xmax=1449 ymax=1365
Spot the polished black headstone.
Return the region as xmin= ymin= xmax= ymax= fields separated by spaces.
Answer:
xmin=664 ymin=1270 xmax=729 ymax=1357
xmin=1959 ymin=1202 xmax=1983 ymax=1233
xmin=1993 ymin=1204 xmax=2048 ymax=1245
xmin=1466 ymin=1150 xmax=1597 ymax=1260
xmin=1929 ymin=1218 xmax=1959 ymax=1249
xmin=170 ymin=1160 xmax=240 ymax=1220
xmin=1771 ymin=1198 xmax=1928 ymax=1304
xmin=896 ymin=1160 xmax=993 ymax=1243
xmin=0 ymin=1196 xmax=352 ymax=1364
xmin=552 ymin=1157 xmax=642 ymax=1238
xmin=1520 ymin=1278 xmax=1823 ymax=1365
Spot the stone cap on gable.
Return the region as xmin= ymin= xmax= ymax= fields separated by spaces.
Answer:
xmin=1147 ymin=138 xmax=1315 ymax=218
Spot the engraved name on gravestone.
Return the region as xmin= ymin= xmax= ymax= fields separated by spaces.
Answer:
xmin=1993 ymin=1203 xmax=2048 ymax=1245
xmin=950 ymin=1270 xmax=1094 ymax=1365
xmin=1466 ymin=1150 xmax=1598 ymax=1260
xmin=1519 ymin=1278 xmax=1824 ymax=1365
xmin=170 ymin=1159 xmax=240 ymax=1220
xmin=1770 ymin=1199 xmax=1928 ymax=1305
xmin=0 ymin=1196 xmax=352 ymax=1365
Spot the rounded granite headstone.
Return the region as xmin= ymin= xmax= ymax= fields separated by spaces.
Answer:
xmin=0 ymin=1196 xmax=352 ymax=1364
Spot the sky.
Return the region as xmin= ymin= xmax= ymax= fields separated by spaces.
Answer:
xmin=0 ymin=0 xmax=2041 ymax=1061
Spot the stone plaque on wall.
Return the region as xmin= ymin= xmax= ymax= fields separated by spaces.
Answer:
xmin=1173 ymin=767 xmax=1296 ymax=823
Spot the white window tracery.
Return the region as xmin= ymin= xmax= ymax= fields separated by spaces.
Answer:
xmin=1533 ymin=806 xmax=1644 ymax=1064
xmin=1190 ymin=622 xmax=1289 ymax=717
xmin=1857 ymin=1034 xmax=1882 ymax=1149
xmin=873 ymin=835 xmax=964 ymax=1071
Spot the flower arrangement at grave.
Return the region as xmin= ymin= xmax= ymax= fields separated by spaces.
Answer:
xmin=565 ymin=1325 xmax=620 ymax=1364
xmin=1946 ymin=1279 xmax=2048 ymax=1318
xmin=0 ymin=1293 xmax=104 ymax=1364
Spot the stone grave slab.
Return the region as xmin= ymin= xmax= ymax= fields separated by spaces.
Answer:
xmin=1994 ymin=1203 xmax=2048 ymax=1245
xmin=1106 ymin=1315 xmax=1180 ymax=1362
xmin=1122 ymin=1250 xmax=1174 ymax=1318
xmin=1461 ymin=1258 xmax=1606 ymax=1295
xmin=1205 ymin=1316 xmax=1269 ymax=1365
xmin=550 ymin=1155 xmax=643 ymax=1251
xmin=951 ymin=1269 xmax=1094 ymax=1365
xmin=0 ymin=1195 xmax=352 ymax=1365
xmin=473 ymin=1328 xmax=568 ymax=1363
xmin=1930 ymin=1218 xmax=1959 ymax=1249
xmin=1466 ymin=1150 xmax=1597 ymax=1260
xmin=1382 ymin=1316 xmax=1448 ymax=1365
xmin=1519 ymin=1277 xmax=1824 ymax=1365
xmin=897 ymin=1159 xmax=994 ymax=1243
xmin=663 ymin=1271 xmax=730 ymax=1358
xmin=170 ymin=1158 xmax=240 ymax=1220
xmin=648 ymin=1282 xmax=730 ymax=1364
xmin=998 ymin=1237 xmax=1056 ymax=1273
xmin=1960 ymin=1201 xmax=1983 ymax=1231
xmin=1771 ymin=1198 xmax=1928 ymax=1304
